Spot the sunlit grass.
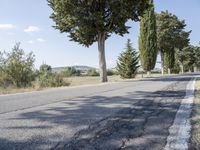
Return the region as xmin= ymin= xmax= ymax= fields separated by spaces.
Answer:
xmin=0 ymin=73 xmax=163 ymax=95
xmin=65 ymin=75 xmax=122 ymax=86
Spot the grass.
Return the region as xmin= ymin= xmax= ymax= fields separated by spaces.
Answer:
xmin=0 ymin=73 xmax=163 ymax=95
xmin=65 ymin=73 xmax=164 ymax=86
xmin=0 ymin=75 xmax=122 ymax=95
xmin=65 ymin=75 xmax=122 ymax=86
xmin=190 ymin=78 xmax=200 ymax=150
xmin=0 ymin=86 xmax=40 ymax=95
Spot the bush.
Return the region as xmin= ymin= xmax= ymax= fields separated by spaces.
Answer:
xmin=0 ymin=43 xmax=35 ymax=88
xmin=38 ymin=73 xmax=70 ymax=88
xmin=172 ymin=63 xmax=181 ymax=74
xmin=107 ymin=69 xmax=115 ymax=76
xmin=86 ymin=69 xmax=99 ymax=76
xmin=61 ymin=67 xmax=81 ymax=77
xmin=37 ymin=64 xmax=70 ymax=88
xmin=0 ymin=71 xmax=11 ymax=88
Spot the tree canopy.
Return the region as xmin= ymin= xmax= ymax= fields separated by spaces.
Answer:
xmin=156 ymin=11 xmax=191 ymax=73
xmin=48 ymin=0 xmax=149 ymax=82
xmin=48 ymin=0 xmax=149 ymax=47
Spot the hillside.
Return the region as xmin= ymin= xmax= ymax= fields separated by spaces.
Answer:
xmin=52 ymin=65 xmax=97 ymax=73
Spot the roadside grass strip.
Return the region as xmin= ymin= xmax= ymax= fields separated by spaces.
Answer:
xmin=190 ymin=78 xmax=200 ymax=150
xmin=164 ymin=77 xmax=196 ymax=150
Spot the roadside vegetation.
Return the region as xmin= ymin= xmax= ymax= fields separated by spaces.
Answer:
xmin=0 ymin=43 xmax=70 ymax=92
xmin=0 ymin=43 xmax=121 ymax=95
xmin=190 ymin=78 xmax=200 ymax=150
xmin=1 ymin=0 xmax=200 ymax=95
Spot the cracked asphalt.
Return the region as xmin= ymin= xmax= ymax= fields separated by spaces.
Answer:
xmin=0 ymin=74 xmax=196 ymax=150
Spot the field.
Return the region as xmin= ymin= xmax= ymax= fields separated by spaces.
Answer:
xmin=65 ymin=75 xmax=122 ymax=86
xmin=0 ymin=73 xmax=163 ymax=95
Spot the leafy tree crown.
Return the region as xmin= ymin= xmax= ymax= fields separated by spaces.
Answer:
xmin=48 ymin=0 xmax=149 ymax=46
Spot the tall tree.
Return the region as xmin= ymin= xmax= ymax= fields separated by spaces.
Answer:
xmin=117 ymin=39 xmax=139 ymax=79
xmin=48 ymin=0 xmax=149 ymax=82
xmin=175 ymin=31 xmax=191 ymax=73
xmin=156 ymin=11 xmax=190 ymax=74
xmin=139 ymin=0 xmax=157 ymax=75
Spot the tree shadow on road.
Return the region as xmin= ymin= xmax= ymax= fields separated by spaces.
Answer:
xmin=0 ymin=80 xmax=191 ymax=150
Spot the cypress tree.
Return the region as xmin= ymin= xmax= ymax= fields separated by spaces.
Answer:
xmin=117 ymin=39 xmax=139 ymax=79
xmin=139 ymin=0 xmax=157 ymax=74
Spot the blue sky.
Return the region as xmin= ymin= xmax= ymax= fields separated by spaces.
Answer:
xmin=0 ymin=0 xmax=200 ymax=69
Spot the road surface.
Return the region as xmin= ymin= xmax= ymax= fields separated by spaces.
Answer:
xmin=0 ymin=74 xmax=197 ymax=150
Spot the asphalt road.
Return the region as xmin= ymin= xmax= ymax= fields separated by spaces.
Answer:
xmin=0 ymin=74 xmax=197 ymax=150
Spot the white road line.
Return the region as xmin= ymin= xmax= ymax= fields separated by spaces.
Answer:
xmin=164 ymin=77 xmax=196 ymax=150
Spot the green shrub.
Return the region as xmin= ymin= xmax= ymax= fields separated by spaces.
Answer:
xmin=0 ymin=43 xmax=35 ymax=88
xmin=37 ymin=64 xmax=70 ymax=88
xmin=0 ymin=71 xmax=11 ymax=88
xmin=107 ymin=69 xmax=115 ymax=76
xmin=86 ymin=69 xmax=99 ymax=76
xmin=61 ymin=67 xmax=81 ymax=77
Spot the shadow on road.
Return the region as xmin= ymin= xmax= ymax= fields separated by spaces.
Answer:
xmin=0 ymin=77 xmax=191 ymax=150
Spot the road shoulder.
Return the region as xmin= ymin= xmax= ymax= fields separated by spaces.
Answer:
xmin=164 ymin=77 xmax=196 ymax=150
xmin=190 ymin=78 xmax=200 ymax=150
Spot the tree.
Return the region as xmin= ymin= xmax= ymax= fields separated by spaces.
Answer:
xmin=156 ymin=11 xmax=190 ymax=74
xmin=175 ymin=45 xmax=197 ymax=72
xmin=117 ymin=39 xmax=139 ymax=79
xmin=174 ymin=30 xmax=191 ymax=73
xmin=2 ymin=43 xmax=35 ymax=87
xmin=61 ymin=67 xmax=81 ymax=77
xmin=38 ymin=64 xmax=70 ymax=87
xmin=139 ymin=0 xmax=157 ymax=75
xmin=194 ymin=46 xmax=200 ymax=69
xmin=48 ymin=0 xmax=149 ymax=82
xmin=86 ymin=69 xmax=99 ymax=76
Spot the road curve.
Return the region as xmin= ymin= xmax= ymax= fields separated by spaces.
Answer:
xmin=0 ymin=74 xmax=197 ymax=150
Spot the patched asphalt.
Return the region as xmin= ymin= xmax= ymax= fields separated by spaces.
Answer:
xmin=0 ymin=75 xmax=195 ymax=150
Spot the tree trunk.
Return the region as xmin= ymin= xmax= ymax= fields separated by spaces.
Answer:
xmin=168 ymin=68 xmax=171 ymax=74
xmin=147 ymin=71 xmax=151 ymax=76
xmin=160 ymin=51 xmax=164 ymax=75
xmin=98 ymin=32 xmax=107 ymax=82
xmin=180 ymin=64 xmax=184 ymax=74
xmin=194 ymin=66 xmax=197 ymax=72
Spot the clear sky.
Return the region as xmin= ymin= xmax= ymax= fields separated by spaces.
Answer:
xmin=0 ymin=0 xmax=200 ymax=69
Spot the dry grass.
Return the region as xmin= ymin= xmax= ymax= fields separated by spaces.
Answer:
xmin=0 ymin=73 xmax=163 ymax=95
xmin=66 ymin=73 xmax=164 ymax=86
xmin=0 ymin=86 xmax=41 ymax=95
xmin=65 ymin=75 xmax=122 ymax=86
xmin=190 ymin=78 xmax=200 ymax=150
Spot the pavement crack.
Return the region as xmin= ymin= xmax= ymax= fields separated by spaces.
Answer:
xmin=52 ymin=79 xmax=188 ymax=150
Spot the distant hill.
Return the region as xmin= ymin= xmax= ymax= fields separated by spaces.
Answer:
xmin=52 ymin=65 xmax=97 ymax=73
